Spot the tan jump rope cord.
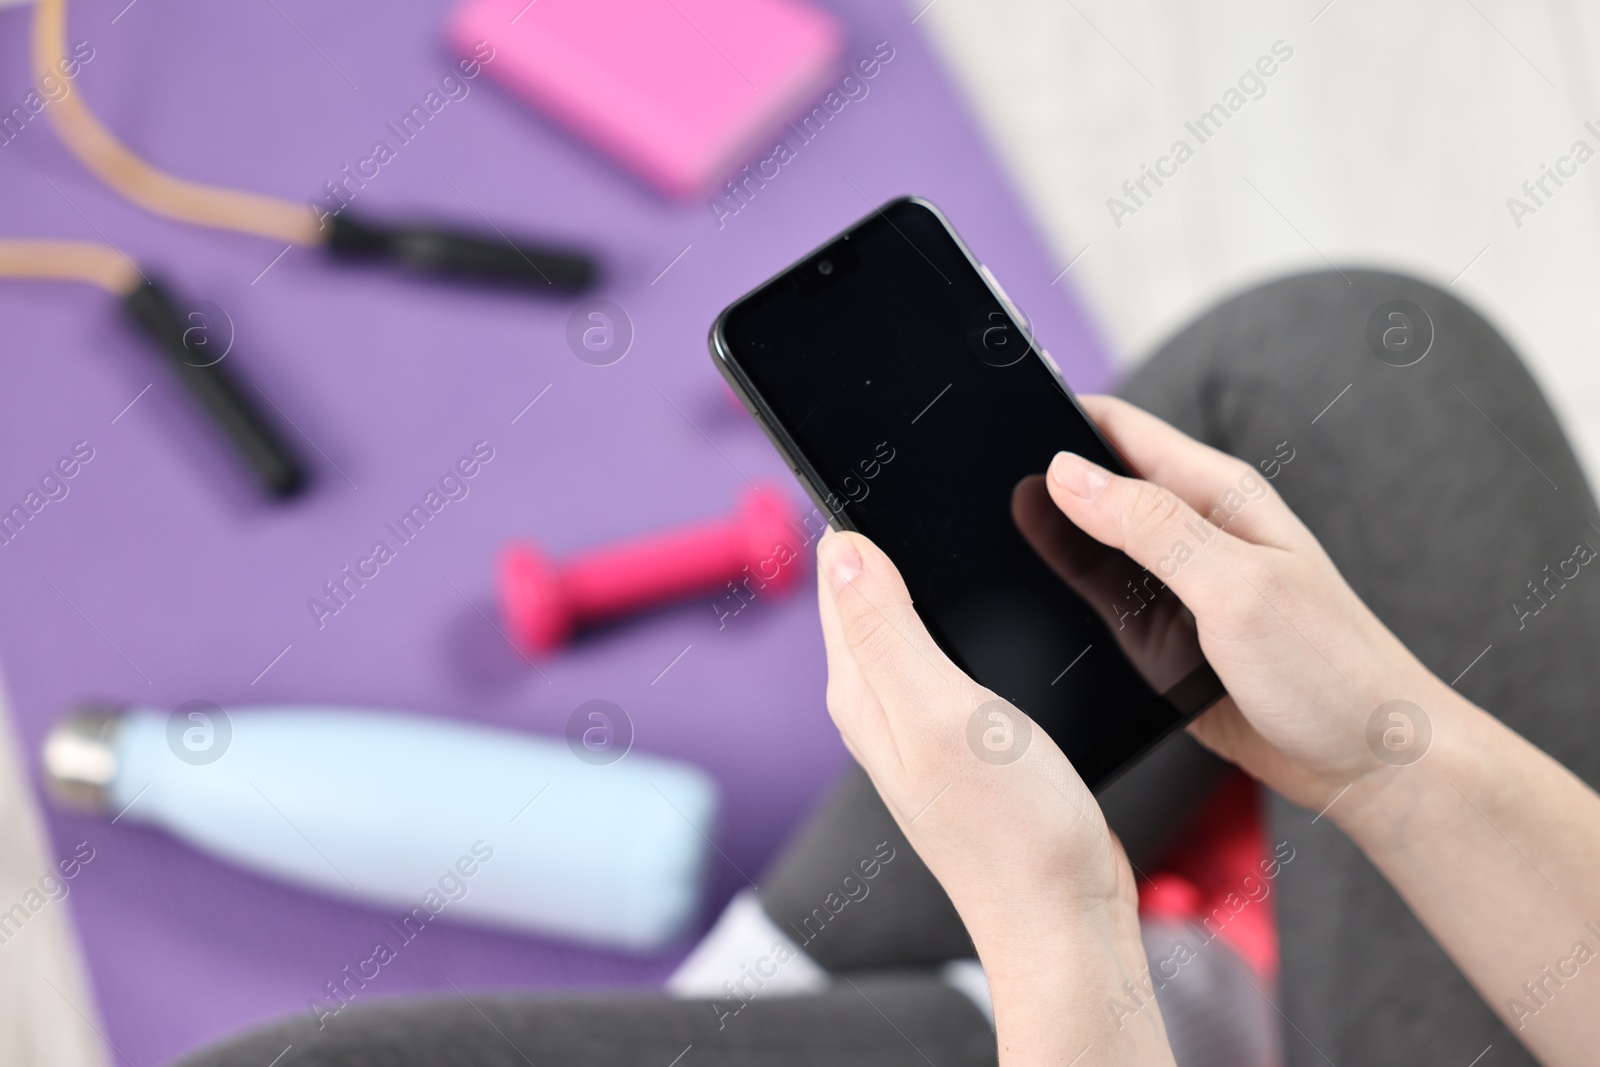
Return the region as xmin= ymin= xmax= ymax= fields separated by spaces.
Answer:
xmin=33 ymin=0 xmax=323 ymax=246
xmin=0 ymin=239 xmax=141 ymax=293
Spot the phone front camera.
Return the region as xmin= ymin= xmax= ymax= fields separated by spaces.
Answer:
xmin=817 ymin=260 xmax=834 ymax=276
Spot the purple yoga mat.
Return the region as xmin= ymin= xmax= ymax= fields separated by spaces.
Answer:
xmin=0 ymin=0 xmax=1110 ymax=1061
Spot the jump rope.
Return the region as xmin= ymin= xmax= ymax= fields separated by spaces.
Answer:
xmin=1 ymin=0 xmax=598 ymax=499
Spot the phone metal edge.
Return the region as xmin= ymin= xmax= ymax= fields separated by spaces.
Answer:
xmin=707 ymin=315 xmax=851 ymax=535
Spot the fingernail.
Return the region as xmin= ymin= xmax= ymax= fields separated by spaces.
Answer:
xmin=820 ymin=531 xmax=862 ymax=593
xmin=1049 ymin=451 xmax=1110 ymax=499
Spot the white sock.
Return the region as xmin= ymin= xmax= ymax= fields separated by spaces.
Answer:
xmin=665 ymin=889 xmax=829 ymax=997
xmin=667 ymin=889 xmax=995 ymax=1026
xmin=939 ymin=958 xmax=994 ymax=1025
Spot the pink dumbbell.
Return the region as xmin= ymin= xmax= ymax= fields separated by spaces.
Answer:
xmin=498 ymin=484 xmax=806 ymax=653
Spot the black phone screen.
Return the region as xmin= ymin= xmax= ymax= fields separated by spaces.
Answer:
xmin=713 ymin=198 xmax=1222 ymax=791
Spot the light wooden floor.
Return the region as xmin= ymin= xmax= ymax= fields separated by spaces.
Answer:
xmin=919 ymin=0 xmax=1600 ymax=487
xmin=0 ymin=682 xmax=108 ymax=1067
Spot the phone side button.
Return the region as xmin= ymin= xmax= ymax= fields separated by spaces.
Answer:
xmin=1039 ymin=348 xmax=1067 ymax=383
xmin=745 ymin=411 xmax=840 ymax=527
xmin=978 ymin=263 xmax=1028 ymax=328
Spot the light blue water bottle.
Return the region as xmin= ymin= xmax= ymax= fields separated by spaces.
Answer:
xmin=41 ymin=702 xmax=718 ymax=951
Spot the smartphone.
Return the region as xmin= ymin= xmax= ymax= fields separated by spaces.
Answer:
xmin=709 ymin=197 xmax=1224 ymax=792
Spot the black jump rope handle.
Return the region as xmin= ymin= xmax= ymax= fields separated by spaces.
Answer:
xmin=123 ymin=280 xmax=309 ymax=500
xmin=325 ymin=212 xmax=596 ymax=292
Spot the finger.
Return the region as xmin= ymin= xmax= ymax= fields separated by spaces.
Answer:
xmin=1012 ymin=473 xmax=1205 ymax=692
xmin=816 ymin=529 xmax=977 ymax=738
xmin=814 ymin=535 xmax=897 ymax=773
xmin=1078 ymin=394 xmax=1306 ymax=550
xmin=1046 ymin=449 xmax=1256 ymax=610
xmin=1012 ymin=473 xmax=1144 ymax=624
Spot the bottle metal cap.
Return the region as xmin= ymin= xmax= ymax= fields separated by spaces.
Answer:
xmin=42 ymin=705 xmax=125 ymax=814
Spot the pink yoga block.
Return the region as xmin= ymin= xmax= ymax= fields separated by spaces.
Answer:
xmin=447 ymin=0 xmax=846 ymax=199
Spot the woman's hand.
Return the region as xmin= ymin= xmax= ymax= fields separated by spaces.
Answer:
xmin=1046 ymin=397 xmax=1600 ymax=1067
xmin=816 ymin=530 xmax=1177 ymax=1066
xmin=814 ymin=393 xmax=1447 ymax=1063
xmin=1043 ymin=395 xmax=1452 ymax=818
xmin=819 ymin=392 xmax=1600 ymax=1067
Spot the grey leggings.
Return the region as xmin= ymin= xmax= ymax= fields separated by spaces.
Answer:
xmin=176 ymin=271 xmax=1600 ymax=1067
